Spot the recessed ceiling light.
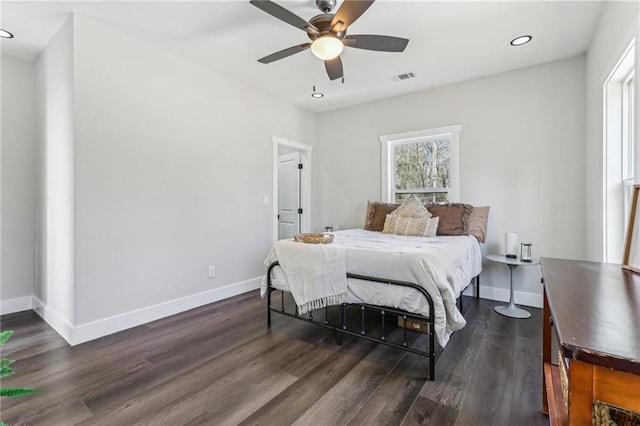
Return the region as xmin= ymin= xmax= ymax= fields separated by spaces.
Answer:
xmin=510 ymin=35 xmax=532 ymax=46
xmin=0 ymin=29 xmax=14 ymax=39
xmin=311 ymin=85 xmax=323 ymax=98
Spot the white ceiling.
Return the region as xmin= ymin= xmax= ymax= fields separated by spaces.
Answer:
xmin=0 ymin=1 xmax=604 ymax=113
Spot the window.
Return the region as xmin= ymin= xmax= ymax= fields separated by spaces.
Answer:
xmin=380 ymin=125 xmax=460 ymax=204
xmin=622 ymin=71 xmax=635 ymax=222
xmin=603 ymin=40 xmax=635 ymax=263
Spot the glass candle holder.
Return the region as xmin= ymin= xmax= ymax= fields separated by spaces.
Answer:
xmin=521 ymin=243 xmax=532 ymax=262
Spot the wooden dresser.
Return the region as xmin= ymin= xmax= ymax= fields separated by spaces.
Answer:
xmin=541 ymin=258 xmax=640 ymax=425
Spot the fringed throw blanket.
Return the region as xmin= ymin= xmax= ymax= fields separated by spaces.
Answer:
xmin=272 ymin=239 xmax=347 ymax=315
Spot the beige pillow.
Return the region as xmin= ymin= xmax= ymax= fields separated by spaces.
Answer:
xmin=468 ymin=206 xmax=490 ymax=243
xmin=383 ymin=214 xmax=440 ymax=237
xmin=393 ymin=196 xmax=432 ymax=218
xmin=427 ymin=203 xmax=474 ymax=236
xmin=364 ymin=201 xmax=399 ymax=232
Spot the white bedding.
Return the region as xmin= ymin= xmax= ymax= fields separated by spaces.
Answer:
xmin=262 ymin=228 xmax=483 ymax=347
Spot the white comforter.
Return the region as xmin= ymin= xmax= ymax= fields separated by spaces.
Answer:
xmin=262 ymin=229 xmax=482 ymax=347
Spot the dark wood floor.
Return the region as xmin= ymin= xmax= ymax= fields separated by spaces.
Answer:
xmin=0 ymin=292 xmax=550 ymax=425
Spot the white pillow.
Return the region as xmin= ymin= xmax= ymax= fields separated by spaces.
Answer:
xmin=383 ymin=214 xmax=439 ymax=237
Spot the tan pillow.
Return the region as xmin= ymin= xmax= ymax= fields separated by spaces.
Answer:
xmin=427 ymin=203 xmax=474 ymax=236
xmin=383 ymin=214 xmax=440 ymax=237
xmin=468 ymin=206 xmax=490 ymax=243
xmin=364 ymin=201 xmax=399 ymax=231
xmin=393 ymin=196 xmax=432 ymax=218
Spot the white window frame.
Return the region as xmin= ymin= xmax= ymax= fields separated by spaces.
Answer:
xmin=622 ymin=71 xmax=635 ymax=223
xmin=603 ymin=40 xmax=635 ymax=262
xmin=380 ymin=125 xmax=461 ymax=203
xmin=622 ymin=70 xmax=635 ymax=180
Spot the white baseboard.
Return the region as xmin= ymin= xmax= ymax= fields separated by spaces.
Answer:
xmin=70 ymin=276 xmax=261 ymax=345
xmin=0 ymin=296 xmax=34 ymax=315
xmin=32 ymin=296 xmax=75 ymax=343
xmin=464 ymin=285 xmax=542 ymax=308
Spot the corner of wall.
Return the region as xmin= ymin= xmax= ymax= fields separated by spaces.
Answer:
xmin=34 ymin=12 xmax=76 ymax=327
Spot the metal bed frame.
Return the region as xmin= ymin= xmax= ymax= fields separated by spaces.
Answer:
xmin=266 ymin=261 xmax=480 ymax=381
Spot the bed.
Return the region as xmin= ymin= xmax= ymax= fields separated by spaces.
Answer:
xmin=261 ymin=227 xmax=483 ymax=380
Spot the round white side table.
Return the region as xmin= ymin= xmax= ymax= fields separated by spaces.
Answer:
xmin=486 ymin=254 xmax=540 ymax=319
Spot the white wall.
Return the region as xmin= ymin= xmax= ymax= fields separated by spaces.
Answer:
xmin=33 ymin=17 xmax=76 ymax=334
xmin=584 ymin=1 xmax=639 ymax=262
xmin=1 ymin=55 xmax=36 ymax=312
xmin=69 ymin=15 xmax=315 ymax=330
xmin=315 ymin=56 xmax=586 ymax=305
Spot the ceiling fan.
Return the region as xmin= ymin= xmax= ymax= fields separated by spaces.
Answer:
xmin=249 ymin=0 xmax=409 ymax=81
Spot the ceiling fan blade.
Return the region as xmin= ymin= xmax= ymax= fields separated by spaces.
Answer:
xmin=258 ymin=43 xmax=311 ymax=64
xmin=250 ymin=0 xmax=319 ymax=34
xmin=344 ymin=34 xmax=409 ymax=52
xmin=331 ymin=0 xmax=374 ymax=33
xmin=325 ymin=56 xmax=343 ymax=81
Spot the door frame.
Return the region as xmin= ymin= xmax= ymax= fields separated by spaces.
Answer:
xmin=272 ymin=136 xmax=312 ymax=243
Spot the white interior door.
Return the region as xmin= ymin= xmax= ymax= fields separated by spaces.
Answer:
xmin=278 ymin=152 xmax=302 ymax=240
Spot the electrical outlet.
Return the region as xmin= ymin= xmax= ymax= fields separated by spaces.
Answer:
xmin=208 ymin=266 xmax=215 ymax=278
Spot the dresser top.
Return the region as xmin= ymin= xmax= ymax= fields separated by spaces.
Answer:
xmin=541 ymin=257 xmax=640 ymax=374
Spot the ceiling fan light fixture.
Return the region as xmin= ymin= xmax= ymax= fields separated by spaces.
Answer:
xmin=510 ymin=35 xmax=532 ymax=46
xmin=311 ymin=36 xmax=344 ymax=60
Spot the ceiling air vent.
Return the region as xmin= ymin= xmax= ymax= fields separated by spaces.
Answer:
xmin=393 ymin=72 xmax=416 ymax=81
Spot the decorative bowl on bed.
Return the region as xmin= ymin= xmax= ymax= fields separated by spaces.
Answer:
xmin=293 ymin=233 xmax=334 ymax=244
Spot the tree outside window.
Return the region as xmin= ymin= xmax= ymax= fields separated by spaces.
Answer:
xmin=392 ymin=137 xmax=451 ymax=204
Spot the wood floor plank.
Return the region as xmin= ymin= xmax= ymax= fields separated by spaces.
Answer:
xmin=517 ymin=304 xmax=543 ymax=340
xmin=511 ymin=335 xmax=549 ymax=426
xmin=237 ymin=337 xmax=379 ymax=425
xmin=1 ymin=356 xmax=154 ymax=424
xmin=400 ymin=395 xmax=458 ymax=425
xmin=293 ymin=331 xmax=411 ymax=426
xmin=133 ymin=357 xmax=298 ymax=426
xmin=454 ymin=311 xmax=518 ymax=426
xmin=346 ymin=334 xmax=432 ymax=426
xmin=6 ymin=398 xmax=93 ymax=426
xmin=0 ymin=315 xmax=69 ymax=360
xmin=82 ymin=318 xmax=317 ymax=416
xmin=75 ymin=348 xmax=293 ymax=426
xmin=417 ymin=303 xmax=492 ymax=410
xmin=145 ymin=290 xmax=261 ymax=330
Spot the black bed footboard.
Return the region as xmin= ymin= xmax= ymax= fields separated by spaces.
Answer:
xmin=266 ymin=261 xmax=438 ymax=380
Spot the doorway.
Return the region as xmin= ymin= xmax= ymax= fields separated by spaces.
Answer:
xmin=278 ymin=152 xmax=302 ymax=239
xmin=272 ymin=137 xmax=312 ymax=242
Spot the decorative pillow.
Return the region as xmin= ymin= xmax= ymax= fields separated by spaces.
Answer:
xmin=393 ymin=196 xmax=432 ymax=218
xmin=364 ymin=201 xmax=399 ymax=231
xmin=426 ymin=203 xmax=474 ymax=236
xmin=383 ymin=214 xmax=440 ymax=237
xmin=468 ymin=206 xmax=490 ymax=243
